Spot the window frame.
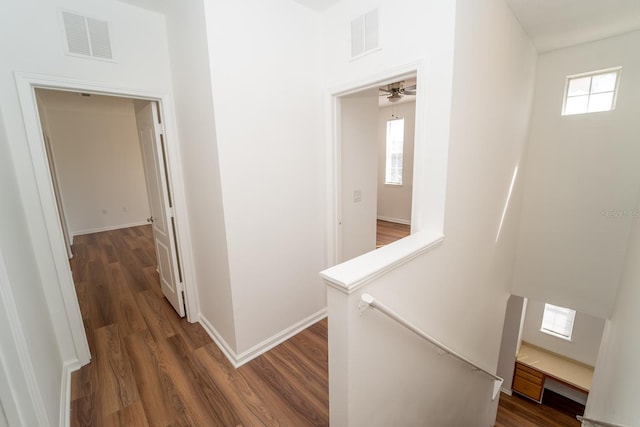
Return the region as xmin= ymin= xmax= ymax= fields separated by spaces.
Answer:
xmin=561 ymin=67 xmax=621 ymax=116
xmin=540 ymin=303 xmax=576 ymax=341
xmin=385 ymin=117 xmax=405 ymax=186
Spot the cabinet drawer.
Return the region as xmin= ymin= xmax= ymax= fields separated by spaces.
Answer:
xmin=515 ymin=363 xmax=544 ymax=379
xmin=513 ymin=375 xmax=543 ymax=402
xmin=515 ymin=367 xmax=544 ymax=386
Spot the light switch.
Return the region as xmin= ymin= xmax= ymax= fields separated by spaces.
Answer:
xmin=353 ymin=190 xmax=362 ymax=202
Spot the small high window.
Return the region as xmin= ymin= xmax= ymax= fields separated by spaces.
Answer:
xmin=385 ymin=118 xmax=404 ymax=185
xmin=562 ymin=68 xmax=620 ymax=115
xmin=541 ymin=303 xmax=576 ymax=341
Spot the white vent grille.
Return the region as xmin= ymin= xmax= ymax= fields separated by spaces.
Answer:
xmin=364 ymin=9 xmax=379 ymax=52
xmin=61 ymin=10 xmax=113 ymax=60
xmin=87 ymin=18 xmax=113 ymax=59
xmin=62 ymin=11 xmax=91 ymax=56
xmin=350 ymin=8 xmax=380 ymax=59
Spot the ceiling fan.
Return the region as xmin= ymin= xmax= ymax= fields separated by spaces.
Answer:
xmin=379 ymin=81 xmax=417 ymax=102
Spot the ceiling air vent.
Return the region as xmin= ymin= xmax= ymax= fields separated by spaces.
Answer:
xmin=60 ymin=10 xmax=113 ymax=61
xmin=350 ymin=8 xmax=380 ymax=59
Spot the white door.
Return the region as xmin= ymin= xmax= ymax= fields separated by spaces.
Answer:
xmin=135 ymin=101 xmax=185 ymax=317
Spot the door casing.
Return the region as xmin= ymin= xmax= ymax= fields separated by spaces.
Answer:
xmin=326 ymin=62 xmax=425 ymax=266
xmin=14 ymin=72 xmax=199 ymax=366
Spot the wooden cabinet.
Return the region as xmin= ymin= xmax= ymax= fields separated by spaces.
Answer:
xmin=513 ymin=362 xmax=544 ymax=402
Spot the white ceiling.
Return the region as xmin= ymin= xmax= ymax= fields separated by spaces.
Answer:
xmin=292 ymin=0 xmax=640 ymax=52
xmin=291 ymin=0 xmax=339 ymax=12
xmin=504 ymin=0 xmax=640 ymax=51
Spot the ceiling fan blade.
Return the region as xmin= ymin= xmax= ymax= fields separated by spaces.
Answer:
xmin=404 ymin=85 xmax=417 ymax=91
xmin=403 ymin=90 xmax=416 ymax=95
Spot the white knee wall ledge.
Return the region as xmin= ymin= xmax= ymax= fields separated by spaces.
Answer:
xmin=319 ymin=230 xmax=444 ymax=294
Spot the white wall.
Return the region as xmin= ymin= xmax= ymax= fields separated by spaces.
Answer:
xmin=204 ymin=0 xmax=327 ymax=356
xmin=0 ymin=0 xmax=174 ymax=423
xmin=377 ymin=101 xmax=415 ymax=224
xmin=0 ymin=401 xmax=7 ymax=427
xmin=36 ymin=90 xmax=150 ymax=237
xmin=323 ymin=0 xmax=456 ymax=235
xmin=585 ymin=198 xmax=640 ymax=426
xmin=512 ymin=31 xmax=640 ymax=319
xmin=341 ymin=90 xmax=379 ymax=261
xmin=521 ymin=299 xmax=605 ymax=366
xmin=0 ymin=111 xmax=49 ymax=426
xmin=156 ymin=0 xmax=237 ymax=353
xmin=322 ymin=0 xmax=537 ymax=424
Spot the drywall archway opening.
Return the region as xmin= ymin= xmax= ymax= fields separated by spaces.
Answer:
xmin=325 ymin=61 xmax=450 ymax=265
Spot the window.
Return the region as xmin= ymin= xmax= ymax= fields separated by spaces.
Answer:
xmin=562 ymin=68 xmax=620 ymax=115
xmin=541 ymin=303 xmax=576 ymax=340
xmin=385 ymin=118 xmax=404 ymax=185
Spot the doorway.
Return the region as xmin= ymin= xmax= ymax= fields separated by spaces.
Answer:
xmin=336 ymin=74 xmax=417 ymax=262
xmin=15 ymin=72 xmax=197 ymax=370
xmin=34 ymin=89 xmax=186 ymax=318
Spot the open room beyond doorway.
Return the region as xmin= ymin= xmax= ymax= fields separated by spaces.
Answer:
xmin=13 ymin=74 xmax=199 ymax=366
xmin=34 ymin=87 xmax=188 ymax=318
xmin=336 ymin=72 xmax=417 ymax=261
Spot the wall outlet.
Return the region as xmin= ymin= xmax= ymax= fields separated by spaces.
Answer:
xmin=353 ymin=190 xmax=362 ymax=202
xmin=102 ymin=209 xmax=107 ymax=215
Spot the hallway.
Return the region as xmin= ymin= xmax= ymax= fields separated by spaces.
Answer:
xmin=69 ymin=225 xmax=329 ymax=426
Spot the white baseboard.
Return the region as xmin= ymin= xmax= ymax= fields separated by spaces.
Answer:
xmin=60 ymin=358 xmax=84 ymax=427
xmin=199 ymin=308 xmax=327 ymax=368
xmin=377 ymin=216 xmax=411 ymax=225
xmin=500 ymin=387 xmax=512 ymax=396
xmin=72 ymin=221 xmax=149 ymax=240
xmin=197 ymin=316 xmax=240 ymax=368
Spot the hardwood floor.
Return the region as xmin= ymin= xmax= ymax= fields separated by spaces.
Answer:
xmin=70 ymin=225 xmax=580 ymax=426
xmin=376 ymin=219 xmax=410 ymax=247
xmin=495 ymin=392 xmax=581 ymax=427
xmin=69 ymin=225 xmax=329 ymax=427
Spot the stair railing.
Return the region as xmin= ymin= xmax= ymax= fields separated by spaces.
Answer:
xmin=359 ymin=293 xmax=504 ymax=400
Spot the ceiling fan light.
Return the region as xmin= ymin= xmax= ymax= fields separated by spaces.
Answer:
xmin=388 ymin=93 xmax=402 ymax=102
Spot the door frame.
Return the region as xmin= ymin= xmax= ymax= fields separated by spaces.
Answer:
xmin=14 ymin=72 xmax=200 ymax=358
xmin=325 ymin=61 xmax=426 ymax=265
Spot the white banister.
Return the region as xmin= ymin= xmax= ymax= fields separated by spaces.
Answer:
xmin=359 ymin=293 xmax=504 ymax=400
xmin=577 ymin=416 xmax=627 ymax=427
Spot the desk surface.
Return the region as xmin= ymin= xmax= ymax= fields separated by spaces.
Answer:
xmin=516 ymin=342 xmax=594 ymax=392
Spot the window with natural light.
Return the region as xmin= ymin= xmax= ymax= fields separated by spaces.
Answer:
xmin=385 ymin=118 xmax=404 ymax=185
xmin=562 ymin=68 xmax=620 ymax=115
xmin=541 ymin=303 xmax=576 ymax=341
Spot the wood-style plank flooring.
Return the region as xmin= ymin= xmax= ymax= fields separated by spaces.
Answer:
xmin=495 ymin=392 xmax=581 ymax=427
xmin=376 ymin=219 xmax=410 ymax=247
xmin=69 ymin=225 xmax=328 ymax=426
xmin=69 ymin=225 xmax=580 ymax=427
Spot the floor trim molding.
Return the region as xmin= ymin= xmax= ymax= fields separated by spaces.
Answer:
xmin=60 ymin=358 xmax=83 ymax=427
xmin=199 ymin=308 xmax=328 ymax=368
xmin=72 ymin=221 xmax=149 ymax=241
xmin=377 ymin=216 xmax=411 ymax=225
